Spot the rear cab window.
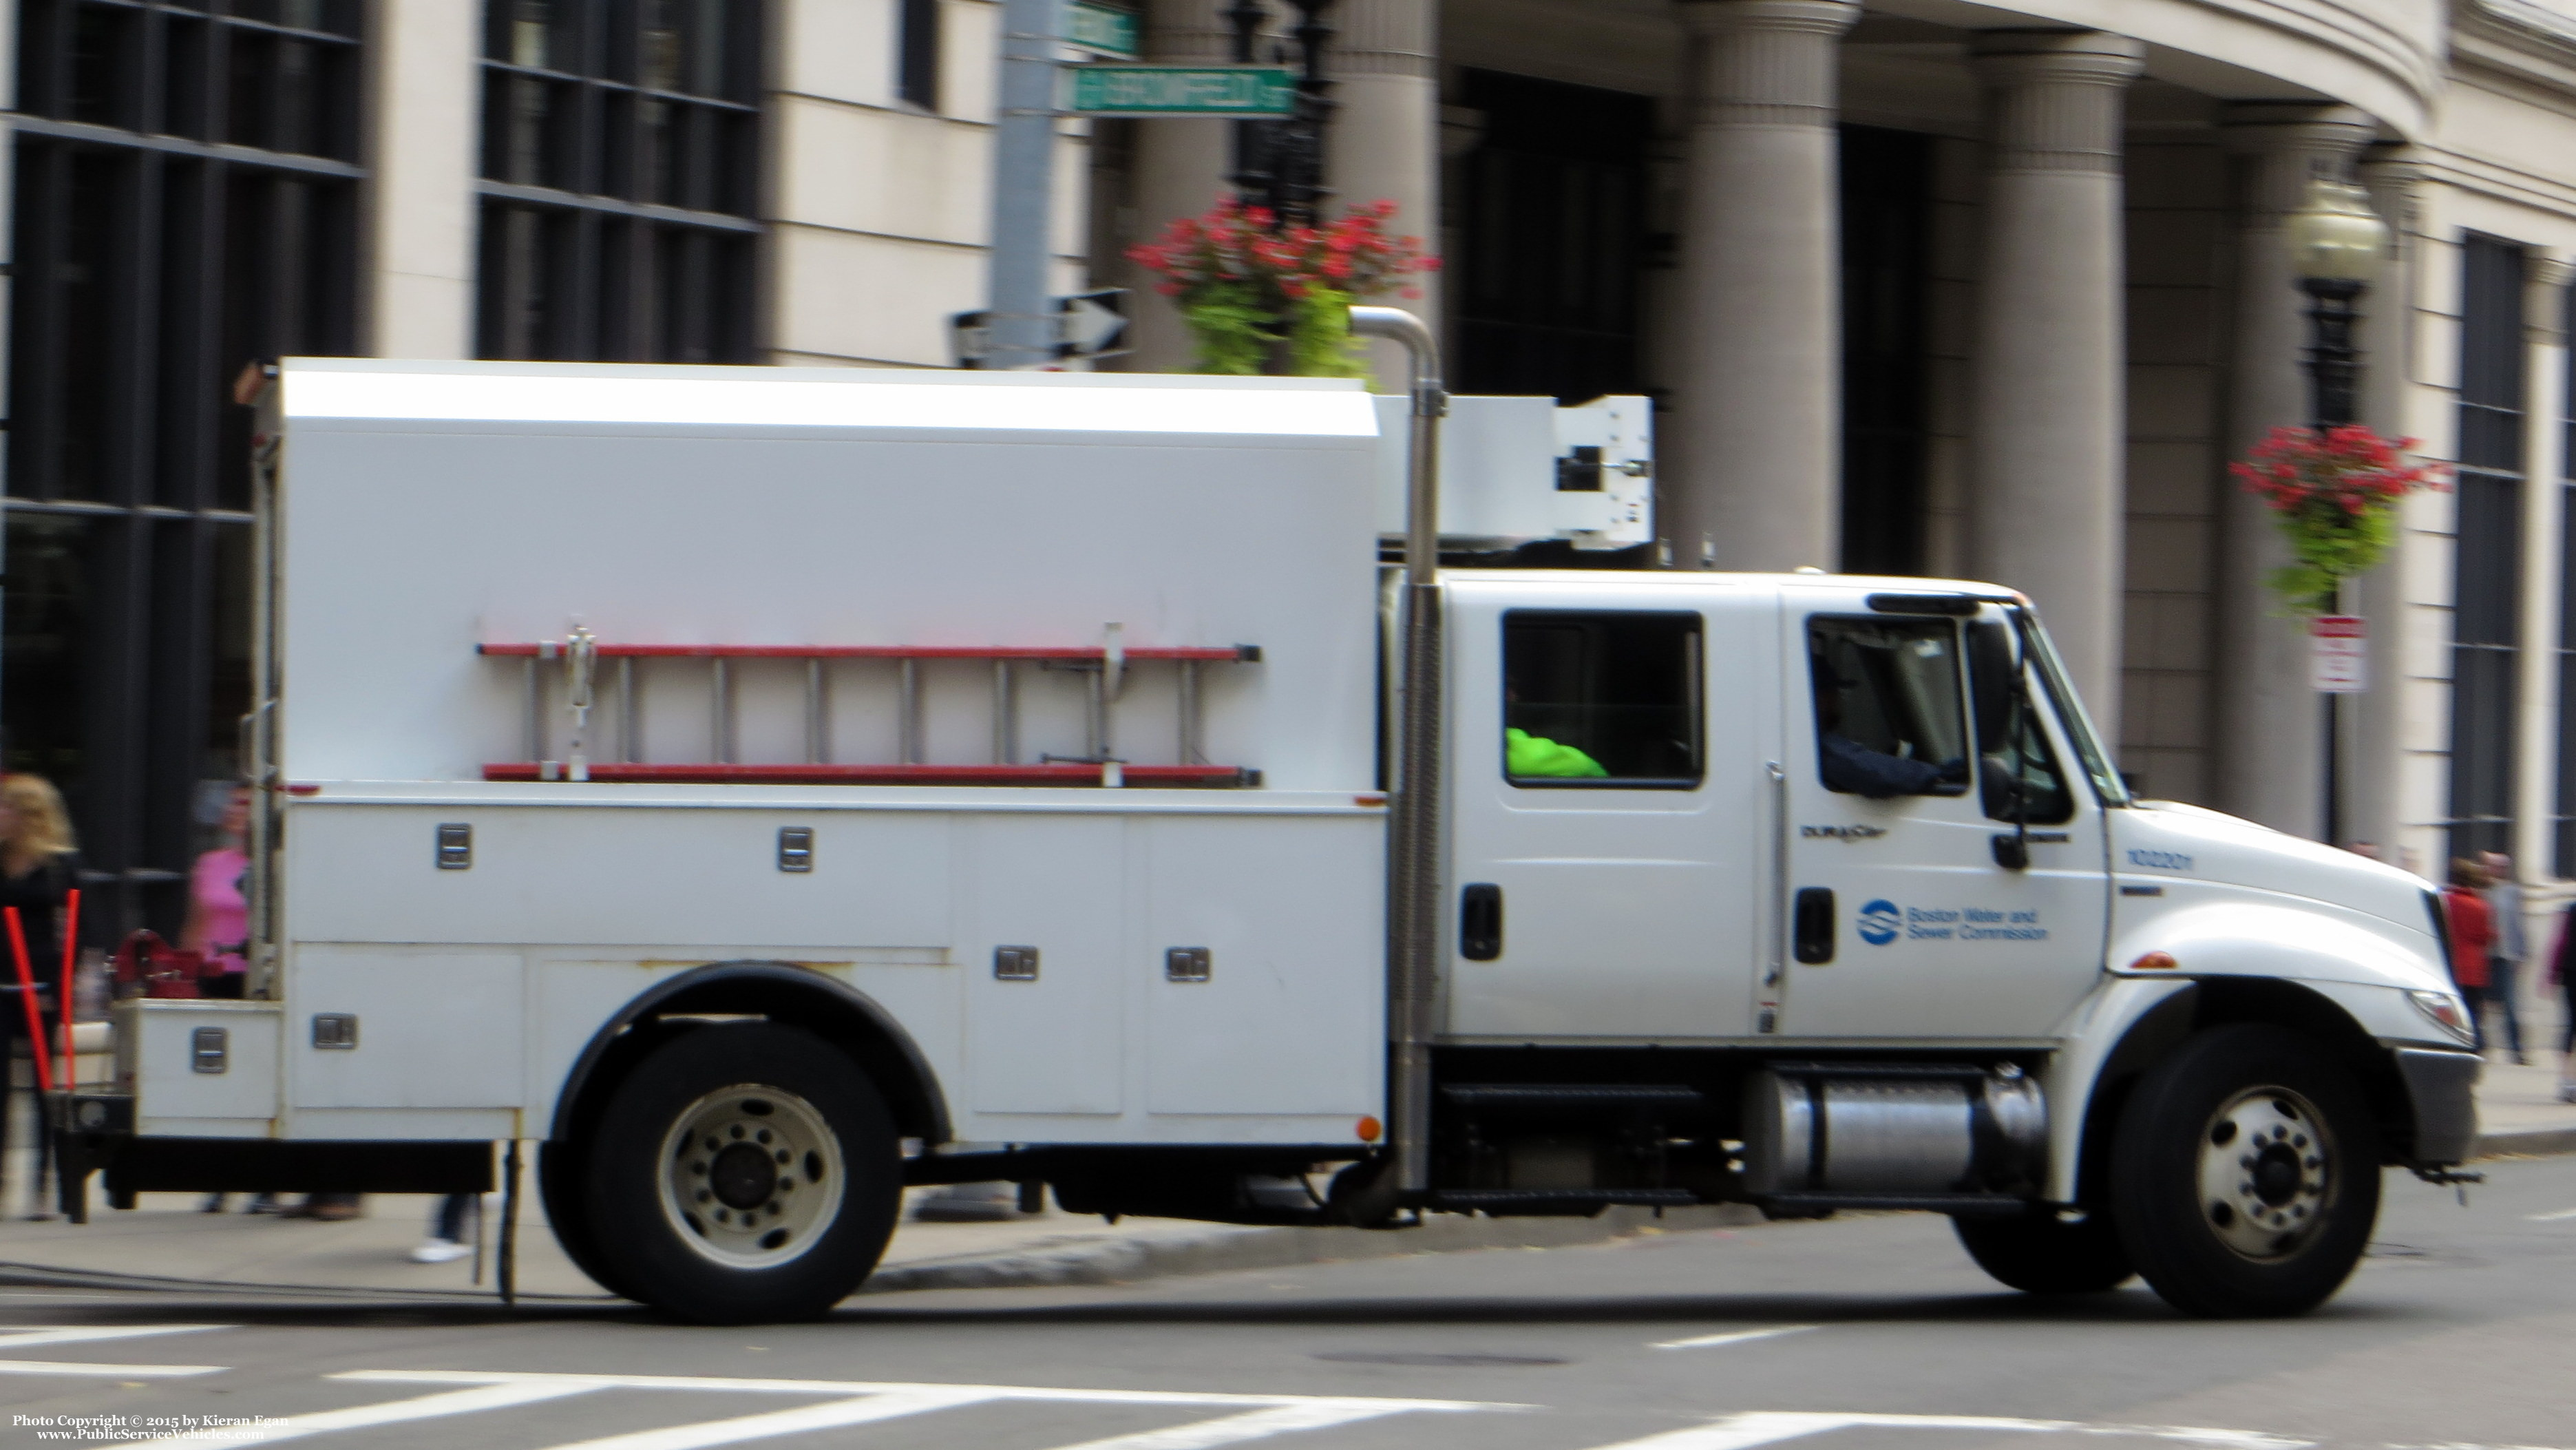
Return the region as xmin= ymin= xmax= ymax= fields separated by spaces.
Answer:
xmin=1502 ymin=611 xmax=1702 ymax=788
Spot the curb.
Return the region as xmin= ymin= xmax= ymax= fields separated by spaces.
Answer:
xmin=861 ymin=1203 xmax=1769 ymax=1296
xmin=2475 ymin=1126 xmax=2576 ymax=1159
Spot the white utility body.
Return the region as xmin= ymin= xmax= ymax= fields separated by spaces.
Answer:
xmin=61 ymin=357 xmax=2481 ymax=1325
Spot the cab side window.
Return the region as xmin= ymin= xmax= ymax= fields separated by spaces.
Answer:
xmin=1502 ymin=611 xmax=1702 ymax=788
xmin=1808 ymin=617 xmax=1971 ymax=799
xmin=1967 ymin=619 xmax=2074 ymax=825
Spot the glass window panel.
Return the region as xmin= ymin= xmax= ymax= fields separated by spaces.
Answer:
xmin=1 ymin=514 xmax=103 ymax=793
xmin=226 ymin=28 xmax=273 ymax=147
xmin=70 ymin=2 xmax=139 ymax=127
xmin=1503 ymin=611 xmax=1702 ymax=788
xmin=162 ymin=15 xmax=209 ymax=138
xmin=56 ymin=151 xmax=127 ymax=502
xmin=1807 ymin=616 xmax=1970 ymax=799
xmin=898 ymin=0 xmax=940 ymax=110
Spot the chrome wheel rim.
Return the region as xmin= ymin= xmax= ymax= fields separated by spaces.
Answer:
xmin=657 ymin=1084 xmax=844 ymax=1270
xmin=2197 ymin=1084 xmax=2334 ymax=1261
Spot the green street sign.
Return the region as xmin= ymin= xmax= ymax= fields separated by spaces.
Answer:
xmin=1065 ymin=1 xmax=1139 ymax=59
xmin=1066 ymin=65 xmax=1296 ymax=118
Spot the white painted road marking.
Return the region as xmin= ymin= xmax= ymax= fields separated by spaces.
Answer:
xmin=105 ymin=1380 xmax=606 ymax=1447
xmin=0 ymin=1325 xmax=228 ymax=1351
xmin=92 ymin=1369 xmax=1508 ymax=1450
xmin=1651 ymin=1325 xmax=1820 ymax=1352
xmin=516 ymin=1387 xmax=1006 ymax=1450
xmin=1580 ymin=1411 xmax=2314 ymax=1450
xmin=0 ymin=1324 xmax=231 ymax=1380
xmin=2525 ymin=1207 xmax=2576 ymax=1221
xmin=1044 ymin=1401 xmax=1446 ymax=1450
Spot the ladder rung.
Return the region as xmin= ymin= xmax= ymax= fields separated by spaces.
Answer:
xmin=478 ymin=643 xmax=1260 ymax=662
xmin=483 ymin=762 xmax=1260 ymax=787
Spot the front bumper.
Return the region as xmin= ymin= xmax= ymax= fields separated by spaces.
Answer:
xmin=2394 ymin=1047 xmax=2482 ymax=1164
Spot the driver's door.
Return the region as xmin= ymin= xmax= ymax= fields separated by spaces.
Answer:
xmin=1775 ymin=591 xmax=2109 ymax=1040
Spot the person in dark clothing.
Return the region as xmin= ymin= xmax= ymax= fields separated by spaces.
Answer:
xmin=0 ymin=775 xmax=81 ymax=1218
xmin=1813 ymin=670 xmax=1962 ymax=799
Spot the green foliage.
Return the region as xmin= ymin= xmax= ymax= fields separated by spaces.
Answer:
xmin=1181 ymin=281 xmax=1276 ymax=375
xmin=2266 ymin=499 xmax=2398 ymax=615
xmin=1283 ymin=288 xmax=1366 ymax=379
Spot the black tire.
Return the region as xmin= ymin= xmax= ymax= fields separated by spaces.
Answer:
xmin=1954 ymin=1211 xmax=2135 ymax=1294
xmin=2109 ymin=1024 xmax=2380 ymax=1318
xmin=583 ymin=1022 xmax=901 ymax=1324
xmin=538 ymin=1139 xmax=633 ymax=1300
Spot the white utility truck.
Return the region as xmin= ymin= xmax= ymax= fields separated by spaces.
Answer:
xmin=53 ymin=322 xmax=2481 ymax=1325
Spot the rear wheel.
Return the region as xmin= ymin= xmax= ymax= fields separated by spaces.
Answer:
xmin=583 ymin=1022 xmax=901 ymax=1323
xmin=1953 ymin=1210 xmax=2133 ymax=1294
xmin=2109 ymin=1024 xmax=2380 ymax=1318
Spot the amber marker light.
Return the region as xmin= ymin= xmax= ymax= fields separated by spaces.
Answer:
xmin=1354 ymin=794 xmax=1387 ymax=808
xmin=1356 ymin=1115 xmax=1383 ymax=1142
xmin=2129 ymin=951 xmax=2178 ymax=971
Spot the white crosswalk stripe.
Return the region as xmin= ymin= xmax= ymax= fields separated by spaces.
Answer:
xmin=104 ymin=1380 xmax=607 ymax=1447
xmin=515 ymin=1387 xmax=1011 ymax=1450
xmin=1041 ymin=1400 xmax=1444 ymax=1450
xmin=0 ymin=1323 xmax=230 ymax=1379
xmin=1579 ymin=1411 xmax=2314 ymax=1450
xmin=220 ymin=1369 xmax=1514 ymax=1450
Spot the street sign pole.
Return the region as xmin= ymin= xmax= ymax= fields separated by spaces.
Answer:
xmin=986 ymin=0 xmax=1061 ymax=371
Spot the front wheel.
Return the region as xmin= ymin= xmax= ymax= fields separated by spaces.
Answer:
xmin=1954 ymin=1210 xmax=2134 ymax=1294
xmin=583 ymin=1022 xmax=901 ymax=1323
xmin=2109 ymin=1024 xmax=2380 ymax=1318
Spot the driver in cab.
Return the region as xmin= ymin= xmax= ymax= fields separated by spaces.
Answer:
xmin=1814 ymin=665 xmax=1964 ymax=799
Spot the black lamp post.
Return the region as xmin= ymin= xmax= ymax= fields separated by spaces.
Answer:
xmin=1225 ymin=0 xmax=1337 ymax=228
xmin=2282 ymin=174 xmax=2392 ymax=846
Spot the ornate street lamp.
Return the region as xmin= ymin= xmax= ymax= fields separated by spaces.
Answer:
xmin=2285 ymin=176 xmax=2390 ymax=430
xmin=2281 ymin=174 xmax=2392 ymax=847
xmin=1225 ymin=0 xmax=1337 ymax=228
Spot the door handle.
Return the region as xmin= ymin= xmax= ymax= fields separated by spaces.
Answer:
xmin=1460 ymin=883 xmax=1503 ymax=960
xmin=1793 ymin=887 xmax=1835 ymax=964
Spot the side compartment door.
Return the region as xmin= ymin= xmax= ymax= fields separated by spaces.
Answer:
xmin=1444 ymin=585 xmax=1773 ymax=1040
xmin=1776 ymin=596 xmax=2109 ymax=1039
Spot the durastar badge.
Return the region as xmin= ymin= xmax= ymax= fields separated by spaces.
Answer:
xmin=1802 ymin=823 xmax=1889 ymax=841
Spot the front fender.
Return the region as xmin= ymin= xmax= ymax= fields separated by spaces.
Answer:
xmin=2042 ymin=975 xmax=2194 ymax=1203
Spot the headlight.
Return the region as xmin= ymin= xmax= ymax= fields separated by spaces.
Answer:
xmin=2407 ymin=989 xmax=2477 ymax=1045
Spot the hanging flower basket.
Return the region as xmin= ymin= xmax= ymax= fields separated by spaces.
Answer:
xmin=1126 ymin=198 xmax=1439 ymax=378
xmin=2228 ymin=425 xmax=2449 ymax=613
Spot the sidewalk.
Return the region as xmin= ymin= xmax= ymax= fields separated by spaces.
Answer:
xmin=0 ymin=1055 xmax=2560 ymax=1304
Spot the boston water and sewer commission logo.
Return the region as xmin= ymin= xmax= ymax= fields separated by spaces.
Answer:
xmin=1857 ymin=899 xmax=1901 ymax=946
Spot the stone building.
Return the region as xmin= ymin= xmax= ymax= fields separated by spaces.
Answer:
xmin=5 ymin=0 xmax=2576 ymax=934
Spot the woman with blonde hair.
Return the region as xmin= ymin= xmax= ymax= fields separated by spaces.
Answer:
xmin=0 ymin=774 xmax=81 ymax=1217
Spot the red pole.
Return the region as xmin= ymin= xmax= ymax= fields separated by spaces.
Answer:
xmin=5 ymin=907 xmax=53 ymax=1093
xmin=58 ymin=890 xmax=78 ymax=1093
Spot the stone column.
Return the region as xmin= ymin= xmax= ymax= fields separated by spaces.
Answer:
xmin=1327 ymin=0 xmax=1441 ymax=386
xmin=1667 ymin=0 xmax=1858 ymax=572
xmin=2211 ymin=105 xmax=2375 ymax=836
xmin=2514 ymin=253 xmax=2571 ymax=879
xmin=1123 ymin=0 xmax=1241 ymax=370
xmin=2350 ymin=149 xmax=2421 ymax=867
xmin=1965 ymin=32 xmax=2145 ymax=730
xmin=366 ymin=0 xmax=482 ymax=357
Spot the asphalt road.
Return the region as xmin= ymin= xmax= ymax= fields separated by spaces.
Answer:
xmin=0 ymin=1156 xmax=2569 ymax=1450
